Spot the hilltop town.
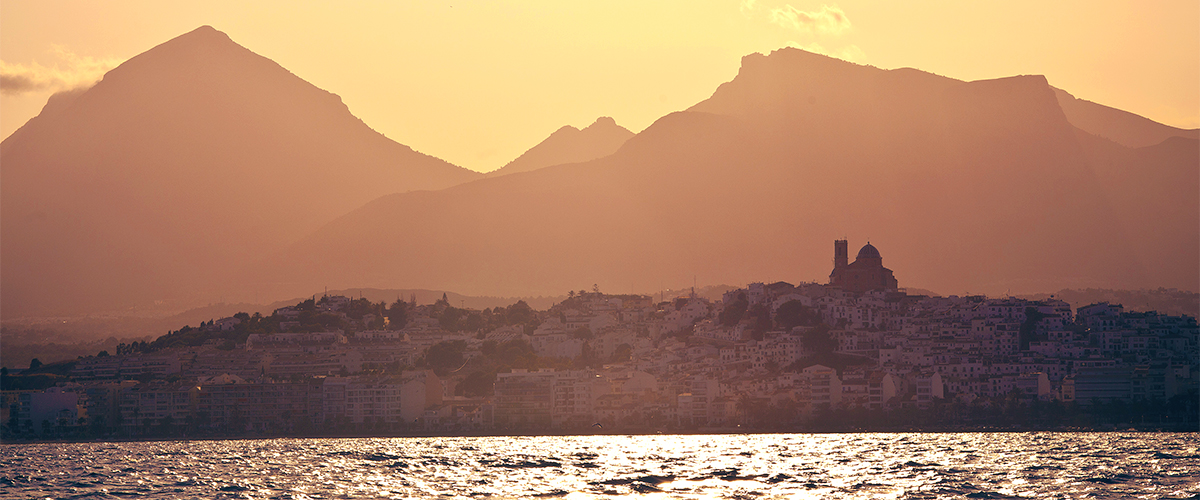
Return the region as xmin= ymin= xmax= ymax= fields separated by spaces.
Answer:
xmin=3 ymin=242 xmax=1197 ymax=439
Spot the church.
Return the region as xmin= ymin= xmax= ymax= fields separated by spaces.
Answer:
xmin=829 ymin=240 xmax=898 ymax=293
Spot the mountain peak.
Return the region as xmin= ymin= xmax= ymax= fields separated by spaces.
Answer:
xmin=488 ymin=117 xmax=634 ymax=177
xmin=148 ymin=25 xmax=241 ymax=56
xmin=276 ymin=47 xmax=1197 ymax=306
xmin=183 ymin=25 xmax=227 ymax=39
xmin=689 ymin=47 xmax=890 ymax=118
xmin=0 ymin=25 xmax=481 ymax=316
xmin=587 ymin=116 xmax=618 ymax=129
xmin=738 ymin=47 xmax=866 ymax=76
xmin=166 ymin=25 xmax=237 ymax=48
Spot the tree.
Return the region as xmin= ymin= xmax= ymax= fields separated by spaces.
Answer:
xmin=802 ymin=324 xmax=837 ymax=356
xmin=439 ymin=306 xmax=466 ymax=331
xmin=89 ymin=414 xmax=106 ymax=437
xmin=460 ymin=371 xmax=496 ymax=397
xmin=1019 ymin=306 xmax=1051 ymax=351
xmin=494 ymin=340 xmax=537 ymax=368
xmin=776 ymin=300 xmax=819 ymax=331
xmin=425 ymin=340 xmax=467 ymax=375
xmin=610 ymin=343 xmax=632 ymax=363
xmin=504 ymin=301 xmax=535 ymax=326
xmin=387 ymin=299 xmax=409 ymax=330
xmin=718 ymin=294 xmax=749 ymax=327
xmin=748 ymin=303 xmax=771 ymax=340
xmin=462 ymin=311 xmax=485 ymax=332
xmin=5 ymin=403 xmax=17 ymax=434
xmin=575 ymin=342 xmax=599 ymax=369
xmin=28 ymin=358 xmax=42 ymax=371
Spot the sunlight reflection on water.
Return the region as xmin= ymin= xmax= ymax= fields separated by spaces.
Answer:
xmin=2 ymin=432 xmax=1198 ymax=499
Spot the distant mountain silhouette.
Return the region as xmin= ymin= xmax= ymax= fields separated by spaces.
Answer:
xmin=1 ymin=26 xmax=481 ymax=317
xmin=487 ymin=117 xmax=634 ymax=177
xmin=1053 ymin=87 xmax=1199 ymax=148
xmin=267 ymin=48 xmax=1197 ymax=299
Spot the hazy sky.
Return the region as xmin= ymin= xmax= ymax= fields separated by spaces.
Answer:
xmin=2 ymin=0 xmax=1197 ymax=172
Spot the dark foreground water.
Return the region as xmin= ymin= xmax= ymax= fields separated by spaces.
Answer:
xmin=2 ymin=433 xmax=1198 ymax=499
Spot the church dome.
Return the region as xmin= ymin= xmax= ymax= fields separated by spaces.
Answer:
xmin=856 ymin=243 xmax=881 ymax=260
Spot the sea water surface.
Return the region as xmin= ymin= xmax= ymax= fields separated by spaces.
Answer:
xmin=3 ymin=433 xmax=1198 ymax=499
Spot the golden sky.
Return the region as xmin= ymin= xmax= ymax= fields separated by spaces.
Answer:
xmin=2 ymin=0 xmax=1197 ymax=172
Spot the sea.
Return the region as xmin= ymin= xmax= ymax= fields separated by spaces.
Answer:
xmin=2 ymin=432 xmax=1198 ymax=499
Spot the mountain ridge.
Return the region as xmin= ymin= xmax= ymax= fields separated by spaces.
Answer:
xmin=1053 ymin=86 xmax=1200 ymax=148
xmin=0 ymin=26 xmax=482 ymax=317
xmin=3 ymin=34 xmax=1196 ymax=317
xmin=263 ymin=47 xmax=1196 ymax=300
xmin=486 ymin=116 xmax=634 ymax=177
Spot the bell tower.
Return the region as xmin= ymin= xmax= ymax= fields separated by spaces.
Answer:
xmin=833 ymin=239 xmax=848 ymax=269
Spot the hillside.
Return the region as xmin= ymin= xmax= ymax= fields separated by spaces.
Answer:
xmin=1053 ymin=87 xmax=1199 ymax=148
xmin=0 ymin=26 xmax=482 ymax=317
xmin=267 ymin=49 xmax=1198 ymax=298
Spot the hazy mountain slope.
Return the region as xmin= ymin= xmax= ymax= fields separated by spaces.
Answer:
xmin=1073 ymin=130 xmax=1199 ymax=281
xmin=0 ymin=26 xmax=482 ymax=317
xmin=270 ymin=48 xmax=1197 ymax=298
xmin=487 ymin=117 xmax=634 ymax=177
xmin=1054 ymin=87 xmax=1199 ymax=148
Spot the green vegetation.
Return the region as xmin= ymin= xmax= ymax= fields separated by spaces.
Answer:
xmin=1019 ymin=306 xmax=1051 ymax=351
xmin=775 ymin=300 xmax=821 ymax=331
xmin=424 ymin=340 xmax=467 ymax=376
xmin=718 ymin=293 xmax=748 ymax=327
xmin=0 ymin=359 xmax=76 ymax=391
xmin=800 ymin=324 xmax=838 ymax=356
xmin=113 ymin=295 xmax=397 ymax=355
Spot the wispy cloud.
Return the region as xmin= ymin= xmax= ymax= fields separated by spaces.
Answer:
xmin=769 ymin=4 xmax=851 ymax=34
xmin=0 ymin=46 xmax=122 ymax=96
xmin=740 ymin=2 xmax=862 ymax=61
xmin=740 ymin=0 xmax=760 ymax=16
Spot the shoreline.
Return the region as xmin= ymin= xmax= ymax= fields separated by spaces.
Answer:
xmin=5 ymin=423 xmax=1197 ymax=445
